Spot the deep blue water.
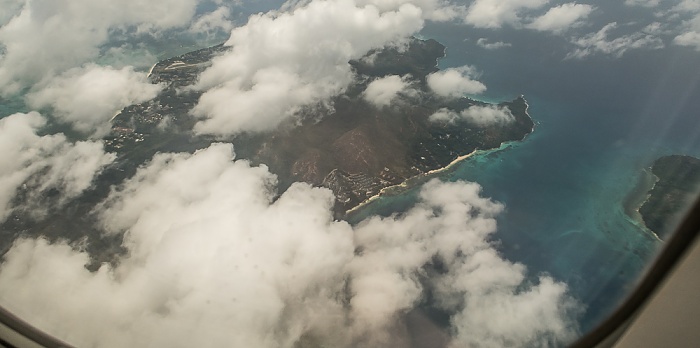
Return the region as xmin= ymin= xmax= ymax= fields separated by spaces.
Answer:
xmin=350 ymin=22 xmax=700 ymax=333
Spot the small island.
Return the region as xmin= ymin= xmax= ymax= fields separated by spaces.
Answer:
xmin=631 ymin=155 xmax=700 ymax=240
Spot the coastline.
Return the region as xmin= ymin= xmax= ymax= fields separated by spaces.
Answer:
xmin=147 ymin=62 xmax=157 ymax=78
xmin=345 ymin=150 xmax=478 ymax=216
xmin=623 ymin=168 xmax=661 ymax=241
xmin=344 ymin=140 xmax=527 ymax=217
xmin=109 ymin=110 xmax=121 ymax=122
xmin=344 ymin=96 xmax=534 ymax=218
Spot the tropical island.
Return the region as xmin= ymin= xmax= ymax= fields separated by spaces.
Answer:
xmin=1 ymin=37 xmax=534 ymax=264
xmin=634 ymin=155 xmax=700 ymax=240
xmin=108 ymin=37 xmax=534 ymax=215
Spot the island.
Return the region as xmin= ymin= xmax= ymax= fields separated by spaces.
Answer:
xmin=108 ymin=37 xmax=534 ymax=215
xmin=629 ymin=155 xmax=700 ymax=240
xmin=1 ymin=37 xmax=534 ymax=265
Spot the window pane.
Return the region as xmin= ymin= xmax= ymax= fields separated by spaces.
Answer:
xmin=0 ymin=1 xmax=699 ymax=347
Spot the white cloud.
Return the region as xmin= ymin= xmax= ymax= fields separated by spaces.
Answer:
xmin=0 ymin=143 xmax=578 ymax=348
xmin=476 ymin=38 xmax=512 ymax=49
xmin=429 ymin=104 xmax=515 ymax=126
xmin=0 ymin=0 xmax=23 ymax=26
xmin=362 ymin=74 xmax=415 ymax=107
xmin=624 ymin=0 xmax=660 ymax=7
xmin=671 ymin=1 xmax=700 ymax=50
xmin=673 ymin=0 xmax=700 ymax=12
xmin=674 ymin=30 xmax=700 ymax=49
xmin=642 ymin=21 xmax=665 ymax=35
xmin=426 ymin=66 xmax=487 ymax=98
xmin=96 ymin=44 xmax=160 ymax=70
xmin=428 ymin=108 xmax=460 ymax=122
xmin=567 ymin=22 xmax=664 ymax=59
xmin=0 ymin=0 xmax=199 ymax=95
xmin=477 ymin=105 xmax=514 ymax=126
xmin=527 ymin=3 xmax=594 ymax=34
xmin=0 ymin=112 xmax=115 ymax=221
xmin=357 ymin=0 xmax=467 ymax=21
xmin=464 ymin=0 xmax=550 ymax=28
xmin=26 ymin=64 xmax=162 ymax=137
xmin=190 ymin=0 xmax=425 ymax=136
xmin=189 ymin=6 xmax=234 ymax=36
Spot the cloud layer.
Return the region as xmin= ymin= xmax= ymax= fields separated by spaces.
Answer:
xmin=464 ymin=0 xmax=549 ymax=29
xmin=0 ymin=112 xmax=115 ymax=221
xmin=0 ymin=143 xmax=578 ymax=348
xmin=190 ymin=0 xmax=425 ymax=136
xmin=0 ymin=0 xmax=199 ymax=95
xmin=567 ymin=22 xmax=665 ymax=59
xmin=26 ymin=65 xmax=162 ymax=137
xmin=671 ymin=0 xmax=700 ymax=50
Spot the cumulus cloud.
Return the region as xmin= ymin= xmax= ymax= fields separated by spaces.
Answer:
xmin=188 ymin=6 xmax=234 ymax=37
xmin=190 ymin=0 xmax=425 ymax=136
xmin=642 ymin=21 xmax=666 ymax=36
xmin=527 ymin=3 xmax=594 ymax=34
xmin=25 ymin=65 xmax=162 ymax=137
xmin=96 ymin=45 xmax=160 ymax=70
xmin=671 ymin=1 xmax=700 ymax=50
xmin=356 ymin=0 xmax=467 ymax=21
xmin=476 ymin=38 xmax=512 ymax=49
xmin=0 ymin=0 xmax=199 ymax=95
xmin=429 ymin=104 xmax=515 ymax=126
xmin=567 ymin=22 xmax=664 ymax=59
xmin=0 ymin=112 xmax=115 ymax=221
xmin=0 ymin=0 xmax=23 ymax=26
xmin=674 ymin=30 xmax=700 ymax=49
xmin=624 ymin=0 xmax=660 ymax=7
xmin=464 ymin=0 xmax=550 ymax=28
xmin=362 ymin=74 xmax=416 ymax=107
xmin=426 ymin=66 xmax=487 ymax=98
xmin=285 ymin=0 xmax=465 ymax=21
xmin=0 ymin=143 xmax=578 ymax=348
xmin=672 ymin=0 xmax=700 ymax=12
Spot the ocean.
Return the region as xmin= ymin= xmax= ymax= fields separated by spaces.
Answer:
xmin=348 ymin=21 xmax=700 ymax=332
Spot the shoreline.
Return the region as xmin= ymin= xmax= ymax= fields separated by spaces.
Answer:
xmin=345 ymin=96 xmax=534 ymax=218
xmin=109 ymin=110 xmax=121 ymax=123
xmin=344 ymin=140 xmax=528 ymax=217
xmin=622 ymin=167 xmax=661 ymax=241
xmin=147 ymin=62 xmax=157 ymax=78
xmin=345 ymin=150 xmax=479 ymax=216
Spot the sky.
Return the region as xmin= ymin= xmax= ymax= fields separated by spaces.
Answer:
xmin=0 ymin=0 xmax=699 ymax=347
